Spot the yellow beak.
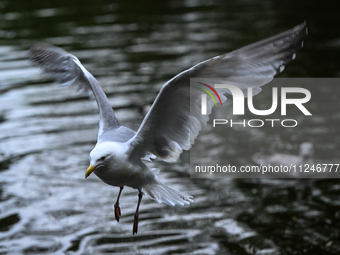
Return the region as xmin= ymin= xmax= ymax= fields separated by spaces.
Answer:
xmin=85 ymin=164 xmax=97 ymax=178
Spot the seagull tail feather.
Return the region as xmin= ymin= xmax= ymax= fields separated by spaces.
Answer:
xmin=142 ymin=176 xmax=193 ymax=206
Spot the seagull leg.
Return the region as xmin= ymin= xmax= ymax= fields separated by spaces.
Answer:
xmin=133 ymin=190 xmax=143 ymax=235
xmin=114 ymin=186 xmax=123 ymax=222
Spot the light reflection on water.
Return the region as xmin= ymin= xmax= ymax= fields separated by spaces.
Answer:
xmin=0 ymin=0 xmax=340 ymax=254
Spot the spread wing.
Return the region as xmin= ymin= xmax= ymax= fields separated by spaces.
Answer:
xmin=126 ymin=22 xmax=308 ymax=162
xmin=29 ymin=43 xmax=120 ymax=139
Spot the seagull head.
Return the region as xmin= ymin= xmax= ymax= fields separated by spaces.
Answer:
xmin=299 ymin=142 xmax=314 ymax=159
xmin=85 ymin=142 xmax=123 ymax=178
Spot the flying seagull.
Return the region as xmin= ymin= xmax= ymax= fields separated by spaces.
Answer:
xmin=29 ymin=22 xmax=307 ymax=234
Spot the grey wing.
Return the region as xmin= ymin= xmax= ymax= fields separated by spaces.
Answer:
xmin=98 ymin=126 xmax=135 ymax=143
xmin=99 ymin=126 xmax=155 ymax=161
xmin=126 ymin=22 xmax=307 ymax=162
xmin=29 ymin=43 xmax=120 ymax=138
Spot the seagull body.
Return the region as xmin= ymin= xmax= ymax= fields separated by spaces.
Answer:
xmin=29 ymin=22 xmax=307 ymax=234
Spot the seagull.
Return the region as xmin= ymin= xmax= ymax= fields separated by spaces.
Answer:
xmin=29 ymin=22 xmax=307 ymax=234
xmin=252 ymin=142 xmax=314 ymax=167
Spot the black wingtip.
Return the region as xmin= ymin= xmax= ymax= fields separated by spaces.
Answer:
xmin=295 ymin=21 xmax=308 ymax=37
xmin=304 ymin=21 xmax=308 ymax=36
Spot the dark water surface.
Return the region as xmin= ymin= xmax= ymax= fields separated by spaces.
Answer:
xmin=0 ymin=0 xmax=340 ymax=254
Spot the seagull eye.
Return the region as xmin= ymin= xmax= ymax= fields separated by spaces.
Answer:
xmin=100 ymin=156 xmax=107 ymax=161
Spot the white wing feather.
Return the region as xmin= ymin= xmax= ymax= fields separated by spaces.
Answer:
xmin=29 ymin=43 xmax=120 ymax=138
